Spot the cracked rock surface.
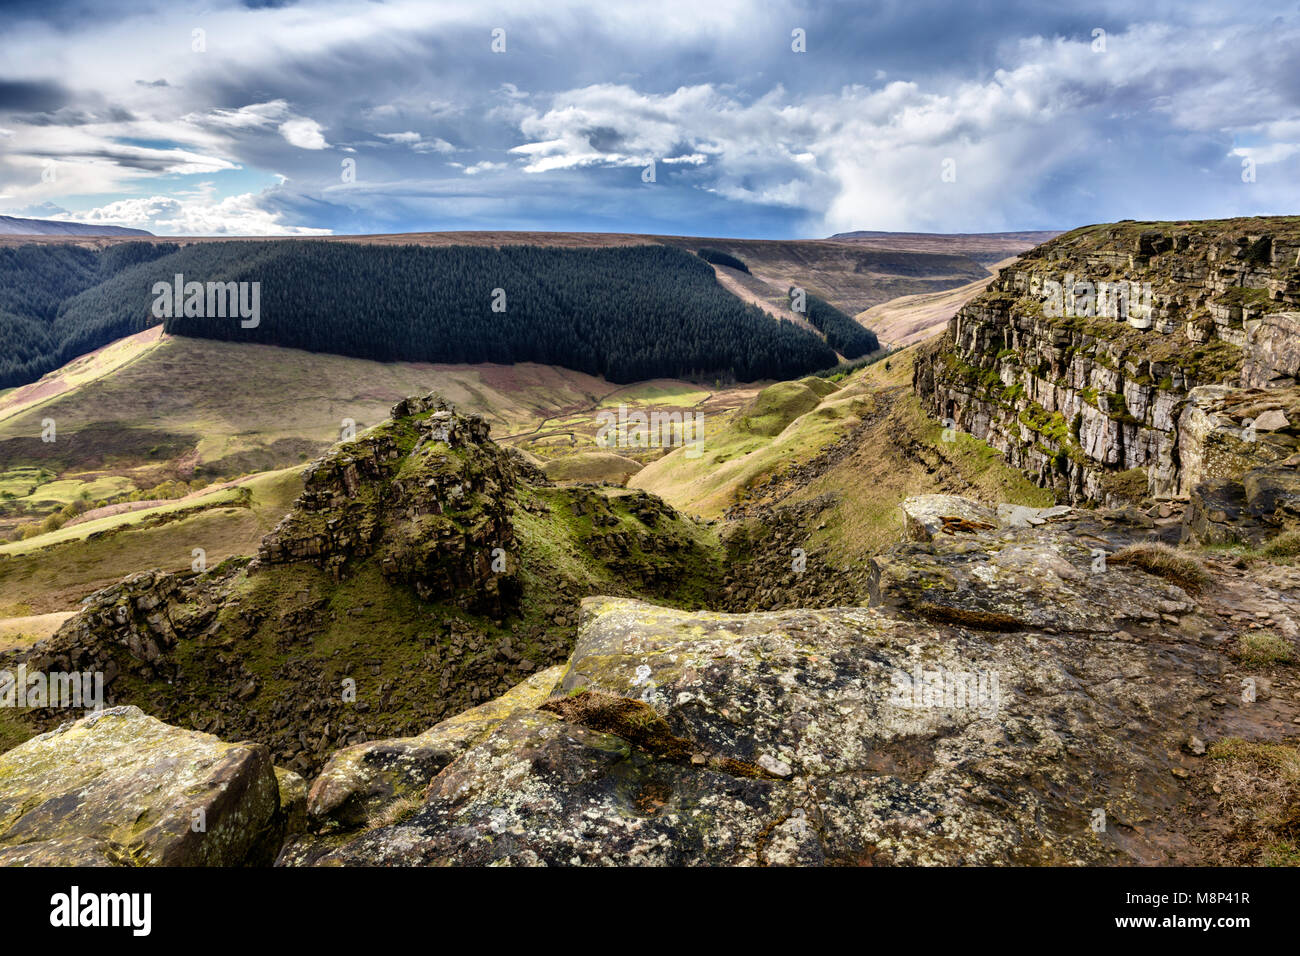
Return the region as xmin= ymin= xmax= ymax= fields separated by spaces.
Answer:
xmin=288 ymin=505 xmax=1232 ymax=865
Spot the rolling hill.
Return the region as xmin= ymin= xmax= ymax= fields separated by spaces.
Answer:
xmin=0 ymin=230 xmax=993 ymax=393
xmin=0 ymin=215 xmax=152 ymax=238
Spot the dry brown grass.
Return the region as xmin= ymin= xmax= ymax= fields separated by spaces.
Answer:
xmin=364 ymin=795 xmax=425 ymax=831
xmin=1235 ymin=631 xmax=1296 ymax=667
xmin=1108 ymin=542 xmax=1209 ymax=593
xmin=1206 ymin=737 xmax=1300 ymax=865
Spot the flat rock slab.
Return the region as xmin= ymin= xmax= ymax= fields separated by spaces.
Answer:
xmin=295 ymin=578 xmax=1220 ymax=866
xmin=0 ymin=705 xmax=281 ymax=866
xmin=901 ymin=494 xmax=999 ymax=542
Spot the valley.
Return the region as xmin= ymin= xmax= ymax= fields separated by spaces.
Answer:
xmin=0 ymin=218 xmax=1295 ymax=869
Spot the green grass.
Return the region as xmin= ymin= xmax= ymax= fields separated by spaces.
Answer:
xmin=635 ymin=348 xmax=1054 ymax=566
xmin=15 ymin=475 xmax=135 ymax=508
xmin=0 ymin=486 xmax=246 ymax=555
xmin=0 ymin=467 xmax=49 ymax=498
xmin=1235 ymin=631 xmax=1296 ymax=667
xmin=0 ymin=467 xmax=303 ymax=613
xmin=632 ymin=377 xmax=862 ymax=517
xmin=1261 ymin=530 xmax=1300 ymax=559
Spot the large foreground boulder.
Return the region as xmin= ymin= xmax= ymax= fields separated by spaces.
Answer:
xmin=0 ymin=705 xmax=283 ymax=866
xmin=292 ymin=521 xmax=1223 ymax=865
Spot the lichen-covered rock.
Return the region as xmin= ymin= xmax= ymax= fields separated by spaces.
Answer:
xmin=1177 ymin=385 xmax=1297 ymax=496
xmin=1242 ymin=311 xmax=1300 ymax=388
xmin=302 ymin=665 xmax=564 ymax=831
xmin=913 ymin=219 xmax=1300 ymax=504
xmin=291 ymin=520 xmax=1224 ymax=865
xmin=275 ymin=767 xmax=308 ymax=837
xmin=901 ymin=494 xmax=998 ymax=542
xmin=1182 ymin=457 xmax=1300 ymax=545
xmin=0 ymin=705 xmax=281 ymax=866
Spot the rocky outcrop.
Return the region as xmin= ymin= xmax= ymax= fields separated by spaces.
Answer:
xmin=280 ymin=495 xmax=1248 ymax=866
xmin=914 ymin=219 xmax=1300 ymax=504
xmin=0 ymin=705 xmax=283 ymax=866
xmin=3 ymin=394 xmax=724 ymax=776
xmin=256 ymin=397 xmax=521 ymax=613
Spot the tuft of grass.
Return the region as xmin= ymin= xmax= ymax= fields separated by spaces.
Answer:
xmin=1108 ymin=542 xmax=1209 ymax=593
xmin=1206 ymin=737 xmax=1300 ymax=865
xmin=366 ymin=795 xmax=424 ymax=831
xmin=1235 ymin=631 xmax=1296 ymax=667
xmin=1261 ymin=530 xmax=1300 ymax=560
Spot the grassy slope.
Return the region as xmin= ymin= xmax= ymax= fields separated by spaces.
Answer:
xmin=0 ymin=467 xmax=303 ymax=615
xmin=630 ymin=376 xmax=861 ymax=516
xmin=0 ymin=335 xmax=767 ymax=616
xmin=0 ymin=334 xmax=628 ymax=473
xmin=633 ymin=347 xmax=1053 ymax=565
xmin=856 ymin=256 xmax=1016 ymax=347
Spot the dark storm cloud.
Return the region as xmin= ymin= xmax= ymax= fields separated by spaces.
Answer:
xmin=0 ymin=79 xmax=69 ymax=112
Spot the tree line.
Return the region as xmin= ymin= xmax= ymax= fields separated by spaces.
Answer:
xmin=0 ymin=240 xmax=866 ymax=388
xmin=788 ymin=286 xmax=880 ymax=359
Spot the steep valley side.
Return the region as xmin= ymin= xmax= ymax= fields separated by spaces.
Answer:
xmin=914 ymin=217 xmax=1300 ymax=505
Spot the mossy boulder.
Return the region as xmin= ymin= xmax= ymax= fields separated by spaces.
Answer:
xmin=0 ymin=705 xmax=281 ymax=866
xmin=290 ymin=547 xmax=1223 ymax=865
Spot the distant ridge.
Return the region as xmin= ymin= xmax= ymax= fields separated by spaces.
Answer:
xmin=0 ymin=215 xmax=152 ymax=238
xmin=828 ymin=229 xmax=1061 ymax=242
xmin=827 ymin=229 xmax=1061 ymax=264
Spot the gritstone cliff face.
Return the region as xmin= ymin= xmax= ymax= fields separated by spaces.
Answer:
xmin=913 ymin=218 xmax=1300 ymax=505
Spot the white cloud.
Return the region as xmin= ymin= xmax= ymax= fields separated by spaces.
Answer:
xmin=504 ymin=18 xmax=1300 ymax=230
xmin=450 ymin=161 xmax=506 ymax=175
xmin=278 ymin=117 xmax=329 ymax=150
xmin=56 ymin=193 xmax=332 ymax=236
xmin=376 ymin=131 xmax=456 ymax=153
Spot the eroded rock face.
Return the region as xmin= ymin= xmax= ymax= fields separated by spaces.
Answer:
xmin=0 ymin=705 xmax=282 ymax=866
xmin=290 ymin=505 xmax=1225 ymax=865
xmin=1242 ymin=312 xmax=1300 ymax=388
xmin=1182 ymin=456 xmax=1300 ymax=546
xmin=256 ymin=397 xmax=521 ymax=612
xmin=1177 ymin=386 xmax=1298 ymax=496
xmin=913 ymin=220 xmax=1300 ymax=503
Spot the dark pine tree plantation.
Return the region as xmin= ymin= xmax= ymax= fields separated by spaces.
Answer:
xmin=696 ymin=247 xmax=750 ymax=273
xmin=787 ymin=286 xmax=880 ymax=359
xmin=2 ymin=240 xmax=843 ymax=387
xmin=0 ymin=242 xmax=178 ymax=388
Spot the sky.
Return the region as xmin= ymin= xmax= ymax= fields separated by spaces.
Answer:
xmin=0 ymin=0 xmax=1298 ymax=238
